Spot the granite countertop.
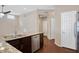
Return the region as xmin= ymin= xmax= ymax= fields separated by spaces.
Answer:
xmin=0 ymin=32 xmax=43 ymax=41
xmin=2 ymin=42 xmax=22 ymax=53
xmin=0 ymin=32 xmax=43 ymax=53
xmin=0 ymin=40 xmax=22 ymax=53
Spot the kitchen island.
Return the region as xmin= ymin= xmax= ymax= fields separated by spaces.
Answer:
xmin=0 ymin=32 xmax=43 ymax=53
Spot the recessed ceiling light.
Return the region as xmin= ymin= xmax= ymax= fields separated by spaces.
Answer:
xmin=24 ymin=8 xmax=27 ymax=10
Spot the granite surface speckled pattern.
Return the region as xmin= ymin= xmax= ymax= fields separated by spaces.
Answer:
xmin=0 ymin=32 xmax=42 ymax=53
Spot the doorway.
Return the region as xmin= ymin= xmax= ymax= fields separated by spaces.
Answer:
xmin=39 ymin=14 xmax=55 ymax=40
xmin=39 ymin=16 xmax=48 ymax=36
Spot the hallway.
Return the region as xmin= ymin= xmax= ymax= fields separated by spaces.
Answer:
xmin=37 ymin=37 xmax=76 ymax=53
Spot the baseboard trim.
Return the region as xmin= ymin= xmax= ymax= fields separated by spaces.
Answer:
xmin=62 ymin=47 xmax=77 ymax=51
xmin=55 ymin=43 xmax=77 ymax=52
xmin=55 ymin=41 xmax=61 ymax=47
xmin=55 ymin=42 xmax=77 ymax=51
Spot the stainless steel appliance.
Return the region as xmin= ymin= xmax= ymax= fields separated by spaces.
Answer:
xmin=77 ymin=12 xmax=79 ymax=52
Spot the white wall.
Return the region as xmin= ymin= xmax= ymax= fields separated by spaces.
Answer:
xmin=18 ymin=10 xmax=55 ymax=40
xmin=50 ymin=17 xmax=55 ymax=39
xmin=0 ymin=15 xmax=17 ymax=36
xmin=19 ymin=11 xmax=39 ymax=34
xmin=43 ymin=19 xmax=48 ymax=36
xmin=38 ymin=11 xmax=55 ymax=40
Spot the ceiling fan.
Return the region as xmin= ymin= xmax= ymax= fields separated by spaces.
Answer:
xmin=0 ymin=5 xmax=11 ymax=14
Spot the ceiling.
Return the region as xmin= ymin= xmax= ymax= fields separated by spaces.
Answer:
xmin=0 ymin=5 xmax=54 ymax=15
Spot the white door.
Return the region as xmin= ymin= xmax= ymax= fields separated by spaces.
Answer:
xmin=61 ymin=11 xmax=77 ymax=50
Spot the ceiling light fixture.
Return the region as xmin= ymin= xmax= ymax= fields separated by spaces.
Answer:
xmin=24 ymin=8 xmax=26 ymax=10
xmin=0 ymin=13 xmax=4 ymax=18
xmin=0 ymin=5 xmax=11 ymax=18
xmin=0 ymin=13 xmax=4 ymax=16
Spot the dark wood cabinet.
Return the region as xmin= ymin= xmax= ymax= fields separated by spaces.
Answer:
xmin=7 ymin=37 xmax=32 ymax=53
xmin=6 ymin=33 xmax=43 ymax=53
xmin=7 ymin=39 xmax=20 ymax=50
xmin=20 ymin=37 xmax=31 ymax=53
xmin=40 ymin=33 xmax=43 ymax=48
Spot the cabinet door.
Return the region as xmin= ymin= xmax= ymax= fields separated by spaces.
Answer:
xmin=7 ymin=39 xmax=20 ymax=50
xmin=32 ymin=35 xmax=40 ymax=52
xmin=20 ymin=37 xmax=31 ymax=53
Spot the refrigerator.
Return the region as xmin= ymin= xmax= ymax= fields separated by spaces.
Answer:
xmin=77 ymin=12 xmax=79 ymax=52
xmin=61 ymin=11 xmax=79 ymax=51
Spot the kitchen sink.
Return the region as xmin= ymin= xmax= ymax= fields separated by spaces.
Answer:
xmin=3 ymin=34 xmax=24 ymax=39
xmin=3 ymin=35 xmax=15 ymax=39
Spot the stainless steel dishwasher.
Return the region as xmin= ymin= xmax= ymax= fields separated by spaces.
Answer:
xmin=31 ymin=35 xmax=40 ymax=52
